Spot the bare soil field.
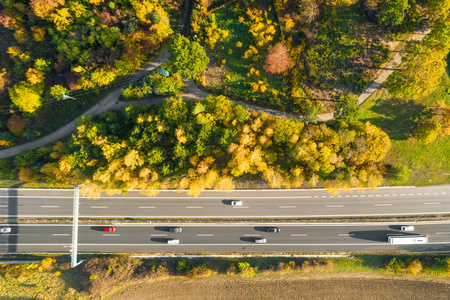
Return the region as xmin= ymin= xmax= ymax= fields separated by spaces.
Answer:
xmin=109 ymin=273 xmax=450 ymax=300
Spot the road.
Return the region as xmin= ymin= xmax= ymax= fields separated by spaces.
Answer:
xmin=1 ymin=222 xmax=449 ymax=253
xmin=0 ymin=185 xmax=448 ymax=218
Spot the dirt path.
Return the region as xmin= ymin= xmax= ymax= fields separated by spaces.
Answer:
xmin=109 ymin=273 xmax=450 ymax=300
xmin=357 ymin=20 xmax=432 ymax=105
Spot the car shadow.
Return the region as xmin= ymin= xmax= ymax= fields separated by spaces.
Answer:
xmin=90 ymin=226 xmax=105 ymax=232
xmin=222 ymin=200 xmax=234 ymax=205
xmin=348 ymin=230 xmax=420 ymax=242
xmin=154 ymin=226 xmax=171 ymax=232
xmin=254 ymin=226 xmax=268 ymax=232
xmin=151 ymin=238 xmax=168 ymax=243
xmin=388 ymin=225 xmax=404 ymax=230
xmin=240 ymin=237 xmax=257 ymax=243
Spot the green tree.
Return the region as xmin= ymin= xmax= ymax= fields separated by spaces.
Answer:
xmin=335 ymin=94 xmax=360 ymax=122
xmin=8 ymin=82 xmax=44 ymax=113
xmin=379 ymin=0 xmax=410 ymax=27
xmin=169 ymin=34 xmax=209 ymax=79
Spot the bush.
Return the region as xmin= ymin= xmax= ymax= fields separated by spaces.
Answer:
xmin=388 ymin=163 xmax=411 ymax=183
xmin=379 ymin=0 xmax=410 ymax=27
xmin=176 ymin=259 xmax=192 ymax=272
xmin=407 ymin=259 xmax=422 ymax=275
xmin=432 ymin=257 xmax=450 ymax=274
xmin=236 ymin=262 xmax=256 ymax=278
xmin=385 ymin=257 xmax=405 ymax=273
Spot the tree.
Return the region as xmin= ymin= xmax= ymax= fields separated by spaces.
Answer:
xmin=169 ymin=34 xmax=209 ymax=79
xmin=415 ymin=118 xmax=442 ymax=144
xmin=191 ymin=5 xmax=229 ymax=49
xmin=50 ymin=85 xmax=69 ymax=100
xmin=379 ymin=0 xmax=410 ymax=27
xmin=8 ymin=82 xmax=44 ymax=113
xmin=335 ymin=93 xmax=360 ymax=122
xmin=6 ymin=115 xmax=27 ymax=136
xmin=26 ymin=68 xmax=45 ymax=85
xmin=30 ymin=0 xmax=65 ymax=19
xmin=264 ymin=43 xmax=291 ymax=74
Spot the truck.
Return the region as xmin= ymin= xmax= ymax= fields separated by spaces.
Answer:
xmin=388 ymin=235 xmax=428 ymax=245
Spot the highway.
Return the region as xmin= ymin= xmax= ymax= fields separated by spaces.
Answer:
xmin=1 ymin=223 xmax=450 ymax=253
xmin=0 ymin=185 xmax=448 ymax=218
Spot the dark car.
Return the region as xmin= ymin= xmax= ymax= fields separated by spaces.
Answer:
xmin=169 ymin=227 xmax=182 ymax=233
xmin=266 ymin=227 xmax=280 ymax=233
xmin=103 ymin=227 xmax=116 ymax=233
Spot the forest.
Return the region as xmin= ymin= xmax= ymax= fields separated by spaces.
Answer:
xmin=0 ymin=96 xmax=391 ymax=196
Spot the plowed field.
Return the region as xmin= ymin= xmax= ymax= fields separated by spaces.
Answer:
xmin=109 ymin=273 xmax=450 ymax=300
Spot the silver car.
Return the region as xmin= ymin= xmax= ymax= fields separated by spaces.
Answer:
xmin=254 ymin=238 xmax=266 ymax=244
xmin=167 ymin=239 xmax=180 ymax=244
xmin=231 ymin=200 xmax=243 ymax=206
xmin=0 ymin=227 xmax=11 ymax=233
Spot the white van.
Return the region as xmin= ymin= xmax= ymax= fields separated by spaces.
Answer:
xmin=167 ymin=239 xmax=180 ymax=244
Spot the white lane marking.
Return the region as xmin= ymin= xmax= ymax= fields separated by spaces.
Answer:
xmin=345 ymin=196 xmax=350 ymax=198
xmin=291 ymin=234 xmax=307 ymax=237
xmin=361 ymin=195 xmax=365 ymax=197
xmin=424 ymin=202 xmax=441 ymax=205
xmin=326 ymin=205 xmax=343 ymax=208
xmin=244 ymin=234 xmax=260 ymax=236
xmin=279 ymin=206 xmax=296 ymax=208
xmin=386 ymin=234 xmax=403 ymax=236
xmin=150 ymin=234 xmax=167 ymax=237
xmin=442 ymin=192 xmax=447 ymax=194
xmin=186 ymin=206 xmax=202 ymax=209
xmin=338 ymin=234 xmax=355 ymax=237
xmin=368 ymin=195 xmax=374 ymax=197
xmin=337 ymin=196 xmax=342 ymax=198
xmin=322 ymin=196 xmax=327 ymax=198
xmin=374 ymin=204 xmax=392 ymax=207
xmin=376 ymin=195 xmax=381 ymax=197
xmin=197 ymin=234 xmax=214 ymax=237
xmin=417 ymin=193 xmax=422 ymax=195
xmin=52 ymin=234 xmax=70 ymax=236
xmin=392 ymin=194 xmax=397 ymax=196
xmin=384 ymin=194 xmax=389 ymax=196
xmin=424 ymin=193 xmax=430 ymax=195
xmin=408 ymin=194 xmax=414 ymax=195
xmin=233 ymin=206 xmax=249 ymax=209
xmin=400 ymin=194 xmax=405 ymax=196
xmin=102 ymin=234 xmax=120 ymax=237
xmin=41 ymin=206 xmax=59 ymax=208
xmin=91 ymin=206 xmax=108 ymax=209
xmin=3 ymin=234 xmax=18 ymax=235
xmin=314 ymin=196 xmax=319 ymax=198
xmin=139 ymin=206 xmax=156 ymax=208
xmin=436 ymin=232 xmax=450 ymax=235
xmin=433 ymin=193 xmax=438 ymax=195
xmin=0 ymin=205 xmax=7 ymax=207
xmin=352 ymin=195 xmax=358 ymax=198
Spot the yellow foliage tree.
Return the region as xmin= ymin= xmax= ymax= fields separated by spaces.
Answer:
xmin=26 ymin=68 xmax=45 ymax=85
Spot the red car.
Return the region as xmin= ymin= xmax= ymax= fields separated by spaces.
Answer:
xmin=103 ymin=227 xmax=116 ymax=233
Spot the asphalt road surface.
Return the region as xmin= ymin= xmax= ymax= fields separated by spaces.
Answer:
xmin=0 ymin=185 xmax=448 ymax=218
xmin=0 ymin=223 xmax=449 ymax=253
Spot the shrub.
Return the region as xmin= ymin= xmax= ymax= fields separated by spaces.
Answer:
xmin=186 ymin=264 xmax=212 ymax=278
xmin=432 ymin=257 xmax=450 ymax=274
xmin=379 ymin=0 xmax=410 ymax=27
xmin=388 ymin=163 xmax=411 ymax=183
xmin=407 ymin=259 xmax=422 ymax=275
xmin=236 ymin=262 xmax=256 ymax=278
xmin=264 ymin=43 xmax=291 ymax=74
xmin=385 ymin=257 xmax=405 ymax=273
xmin=50 ymin=85 xmax=70 ymax=100
xmin=176 ymin=259 xmax=192 ymax=272
xmin=415 ymin=118 xmax=442 ymax=144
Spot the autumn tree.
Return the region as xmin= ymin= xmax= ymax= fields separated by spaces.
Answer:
xmin=191 ymin=5 xmax=229 ymax=49
xmin=264 ymin=43 xmax=292 ymax=74
xmin=335 ymin=93 xmax=360 ymax=122
xmin=6 ymin=115 xmax=27 ymax=136
xmin=379 ymin=0 xmax=410 ymax=27
xmin=8 ymin=82 xmax=44 ymax=113
xmin=169 ymin=34 xmax=209 ymax=79
xmin=30 ymin=0 xmax=65 ymax=19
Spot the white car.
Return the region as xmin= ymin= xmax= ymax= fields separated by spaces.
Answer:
xmin=231 ymin=200 xmax=243 ymax=206
xmin=401 ymin=225 xmax=414 ymax=231
xmin=167 ymin=239 xmax=180 ymax=244
xmin=0 ymin=227 xmax=11 ymax=233
xmin=255 ymin=238 xmax=267 ymax=244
